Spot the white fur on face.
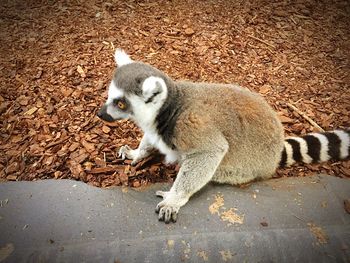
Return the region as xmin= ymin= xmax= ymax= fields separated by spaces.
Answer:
xmin=107 ymin=80 xmax=124 ymax=104
xmin=105 ymin=80 xmax=127 ymax=120
xmin=114 ymin=49 xmax=133 ymax=67
xmin=106 ymin=103 xmax=128 ymax=120
xmin=129 ymin=76 xmax=168 ymax=131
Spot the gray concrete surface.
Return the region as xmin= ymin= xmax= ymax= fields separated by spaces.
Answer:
xmin=0 ymin=174 xmax=349 ymax=263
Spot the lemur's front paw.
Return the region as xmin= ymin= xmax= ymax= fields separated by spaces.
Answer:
xmin=155 ymin=191 xmax=189 ymax=223
xmin=118 ymin=145 xmax=132 ymax=160
xmin=156 ymin=202 xmax=180 ymax=223
xmin=155 ymin=190 xmax=170 ymax=199
xmin=118 ymin=145 xmax=141 ymax=165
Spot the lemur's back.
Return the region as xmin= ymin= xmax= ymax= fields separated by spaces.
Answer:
xmin=175 ymin=81 xmax=285 ymax=184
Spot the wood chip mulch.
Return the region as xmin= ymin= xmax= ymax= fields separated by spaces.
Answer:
xmin=1 ymin=0 xmax=349 ymax=188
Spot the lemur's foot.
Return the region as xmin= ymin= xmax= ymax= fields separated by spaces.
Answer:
xmin=155 ymin=191 xmax=189 ymax=223
xmin=118 ymin=145 xmax=141 ymax=165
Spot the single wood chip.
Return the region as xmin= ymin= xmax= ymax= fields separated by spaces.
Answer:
xmin=77 ymin=65 xmax=86 ymax=78
xmin=24 ymin=107 xmax=38 ymax=115
xmin=89 ymin=166 xmax=118 ymax=174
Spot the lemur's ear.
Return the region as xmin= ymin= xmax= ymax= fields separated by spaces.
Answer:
xmin=114 ymin=49 xmax=133 ymax=67
xmin=142 ymin=76 xmax=166 ymax=103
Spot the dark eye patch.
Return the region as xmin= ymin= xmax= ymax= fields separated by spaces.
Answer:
xmin=113 ymin=98 xmax=129 ymax=111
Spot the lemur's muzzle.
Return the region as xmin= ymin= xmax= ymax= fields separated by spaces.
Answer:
xmin=97 ymin=104 xmax=114 ymax=122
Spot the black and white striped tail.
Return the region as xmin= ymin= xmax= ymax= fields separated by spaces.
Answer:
xmin=279 ymin=129 xmax=350 ymax=168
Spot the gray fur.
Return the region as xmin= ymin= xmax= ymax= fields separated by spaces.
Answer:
xmin=113 ymin=62 xmax=172 ymax=96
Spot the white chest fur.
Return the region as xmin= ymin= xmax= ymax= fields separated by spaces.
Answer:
xmin=145 ymin=131 xmax=179 ymax=164
xmin=128 ymin=76 xmax=179 ymax=163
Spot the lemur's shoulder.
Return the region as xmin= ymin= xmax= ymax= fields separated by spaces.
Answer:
xmin=173 ymin=109 xmax=219 ymax=152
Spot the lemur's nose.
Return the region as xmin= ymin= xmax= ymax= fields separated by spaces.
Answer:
xmin=97 ymin=105 xmax=114 ymax=122
xmin=97 ymin=108 xmax=103 ymax=118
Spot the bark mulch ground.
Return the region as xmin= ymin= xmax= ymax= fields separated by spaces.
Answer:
xmin=1 ymin=0 xmax=349 ymax=188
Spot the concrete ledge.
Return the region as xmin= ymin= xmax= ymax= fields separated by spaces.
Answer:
xmin=0 ymin=175 xmax=349 ymax=262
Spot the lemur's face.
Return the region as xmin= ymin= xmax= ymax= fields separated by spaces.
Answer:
xmin=97 ymin=50 xmax=169 ymax=127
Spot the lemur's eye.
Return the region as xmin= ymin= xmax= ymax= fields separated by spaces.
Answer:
xmin=116 ymin=100 xmax=126 ymax=110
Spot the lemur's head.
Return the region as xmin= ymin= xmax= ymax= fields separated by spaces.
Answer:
xmin=97 ymin=49 xmax=171 ymax=128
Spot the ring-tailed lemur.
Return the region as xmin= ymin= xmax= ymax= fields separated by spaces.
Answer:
xmin=97 ymin=49 xmax=350 ymax=223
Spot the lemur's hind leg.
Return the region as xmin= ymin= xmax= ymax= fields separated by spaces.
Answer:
xmin=156 ymin=143 xmax=228 ymax=223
